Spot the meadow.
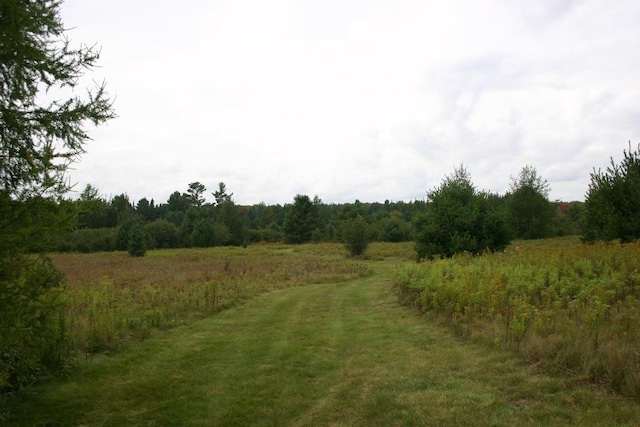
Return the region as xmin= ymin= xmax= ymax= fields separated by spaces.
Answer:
xmin=394 ymin=236 xmax=640 ymax=397
xmin=5 ymin=240 xmax=640 ymax=425
xmin=51 ymin=243 xmax=373 ymax=358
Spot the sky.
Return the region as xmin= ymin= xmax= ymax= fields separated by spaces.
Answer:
xmin=59 ymin=0 xmax=640 ymax=205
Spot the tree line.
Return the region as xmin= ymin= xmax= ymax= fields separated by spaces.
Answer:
xmin=26 ymin=173 xmax=584 ymax=257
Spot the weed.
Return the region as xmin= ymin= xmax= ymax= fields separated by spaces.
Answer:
xmin=394 ymin=237 xmax=640 ymax=397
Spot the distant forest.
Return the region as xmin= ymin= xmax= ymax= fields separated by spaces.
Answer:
xmin=19 ymin=178 xmax=585 ymax=255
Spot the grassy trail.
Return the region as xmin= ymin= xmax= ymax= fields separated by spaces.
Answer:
xmin=7 ymin=262 xmax=640 ymax=426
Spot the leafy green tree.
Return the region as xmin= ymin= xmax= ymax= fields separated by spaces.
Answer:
xmin=0 ymin=0 xmax=114 ymax=392
xmin=191 ymin=218 xmax=231 ymax=247
xmin=283 ymin=194 xmax=321 ymax=244
xmin=583 ymin=143 xmax=640 ymax=242
xmin=341 ymin=214 xmax=369 ymax=257
xmin=381 ymin=211 xmax=412 ymax=242
xmin=144 ymin=219 xmax=179 ymax=249
xmin=413 ymin=165 xmax=510 ymax=260
xmin=505 ymin=166 xmax=555 ymax=239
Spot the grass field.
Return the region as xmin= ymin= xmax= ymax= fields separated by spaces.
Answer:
xmin=3 ymin=241 xmax=640 ymax=425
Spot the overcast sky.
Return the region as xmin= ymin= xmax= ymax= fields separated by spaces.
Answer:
xmin=59 ymin=0 xmax=640 ymax=205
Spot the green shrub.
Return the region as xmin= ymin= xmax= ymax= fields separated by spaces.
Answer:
xmin=66 ymin=228 xmax=117 ymax=253
xmin=0 ymin=255 xmax=66 ymax=393
xmin=145 ymin=219 xmax=179 ymax=249
xmin=127 ymin=223 xmax=147 ymax=257
xmin=342 ymin=215 xmax=369 ymax=257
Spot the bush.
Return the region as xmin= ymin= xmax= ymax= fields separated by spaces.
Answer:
xmin=342 ymin=215 xmax=369 ymax=257
xmin=0 ymin=255 xmax=66 ymax=393
xmin=66 ymin=228 xmax=117 ymax=253
xmin=145 ymin=219 xmax=179 ymax=249
xmin=127 ymin=223 xmax=147 ymax=257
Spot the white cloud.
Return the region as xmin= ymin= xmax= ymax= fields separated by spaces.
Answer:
xmin=60 ymin=0 xmax=640 ymax=205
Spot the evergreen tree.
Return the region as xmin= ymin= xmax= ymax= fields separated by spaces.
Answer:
xmin=186 ymin=182 xmax=207 ymax=207
xmin=413 ymin=165 xmax=510 ymax=260
xmin=77 ymin=184 xmax=110 ymax=228
xmin=505 ymin=166 xmax=555 ymax=239
xmin=213 ymin=181 xmax=233 ymax=205
xmin=127 ymin=221 xmax=147 ymax=257
xmin=283 ymin=194 xmax=320 ymax=244
xmin=583 ymin=143 xmax=640 ymax=242
xmin=0 ymin=0 xmax=115 ymax=392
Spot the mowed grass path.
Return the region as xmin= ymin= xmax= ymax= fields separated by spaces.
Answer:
xmin=7 ymin=263 xmax=640 ymax=426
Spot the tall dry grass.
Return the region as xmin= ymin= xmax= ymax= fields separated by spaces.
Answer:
xmin=51 ymin=243 xmax=372 ymax=357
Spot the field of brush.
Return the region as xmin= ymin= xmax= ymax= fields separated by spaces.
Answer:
xmin=394 ymin=236 xmax=640 ymax=397
xmin=6 ymin=239 xmax=640 ymax=425
xmin=51 ymin=237 xmax=640 ymax=399
xmin=52 ymin=243 xmax=377 ymax=357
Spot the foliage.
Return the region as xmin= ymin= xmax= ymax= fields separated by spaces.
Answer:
xmin=186 ymin=182 xmax=207 ymax=207
xmin=506 ymin=166 xmax=555 ymax=239
xmin=379 ymin=211 xmax=412 ymax=242
xmin=166 ymin=191 xmax=190 ymax=213
xmin=216 ymin=200 xmax=245 ymax=246
xmin=341 ymin=214 xmax=369 ymax=257
xmin=127 ymin=222 xmax=147 ymax=257
xmin=283 ymin=194 xmax=321 ymax=244
xmin=0 ymin=0 xmax=114 ymax=393
xmin=0 ymin=0 xmax=115 ymax=198
xmin=554 ymin=202 xmax=585 ymax=237
xmin=413 ymin=165 xmax=510 ymax=260
xmin=77 ymin=184 xmax=110 ymax=228
xmin=583 ymin=143 xmax=640 ymax=243
xmin=0 ymin=255 xmax=66 ymax=393
xmin=144 ymin=219 xmax=178 ymax=249
xmin=66 ymin=227 xmax=117 ymax=253
xmin=135 ymin=197 xmax=156 ymax=222
xmin=212 ymin=181 xmax=233 ymax=205
xmin=394 ymin=237 xmax=640 ymax=396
